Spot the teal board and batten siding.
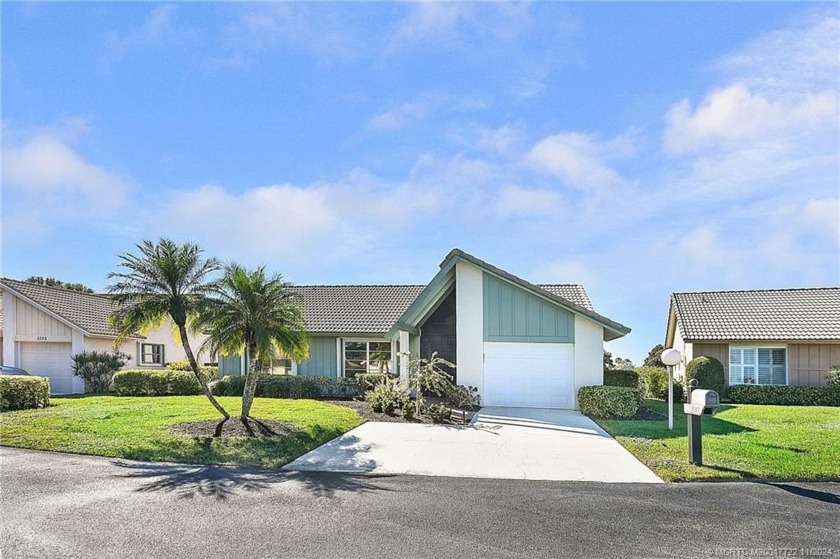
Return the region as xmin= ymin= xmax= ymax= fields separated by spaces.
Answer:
xmin=483 ymin=273 xmax=574 ymax=343
xmin=298 ymin=336 xmax=339 ymax=378
xmin=219 ymin=355 xmax=242 ymax=377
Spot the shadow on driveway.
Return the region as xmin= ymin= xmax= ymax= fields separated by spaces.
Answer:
xmin=112 ymin=457 xmax=395 ymax=500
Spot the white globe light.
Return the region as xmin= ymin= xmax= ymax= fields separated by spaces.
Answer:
xmin=661 ymin=348 xmax=682 ymax=366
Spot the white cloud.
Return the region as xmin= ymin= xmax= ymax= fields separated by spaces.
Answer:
xmin=364 ymin=93 xmax=490 ymax=134
xmin=537 ymin=258 xmax=596 ymax=287
xmin=664 ymin=84 xmax=837 ymax=154
xmin=528 ymin=132 xmax=635 ymax=190
xmin=476 ymin=124 xmax=524 ymax=156
xmin=677 ymin=226 xmax=735 ymax=271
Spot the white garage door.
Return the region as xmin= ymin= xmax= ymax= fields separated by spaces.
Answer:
xmin=19 ymin=342 xmax=74 ymax=394
xmin=483 ymin=342 xmax=574 ymax=409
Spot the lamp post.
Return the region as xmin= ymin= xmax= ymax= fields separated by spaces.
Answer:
xmin=660 ymin=348 xmax=682 ymax=430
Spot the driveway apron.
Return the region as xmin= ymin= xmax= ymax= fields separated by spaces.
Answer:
xmin=284 ymin=407 xmax=662 ymax=483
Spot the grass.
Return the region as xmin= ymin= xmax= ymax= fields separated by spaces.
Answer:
xmin=0 ymin=395 xmax=364 ymax=468
xmin=595 ymin=399 xmax=840 ymax=482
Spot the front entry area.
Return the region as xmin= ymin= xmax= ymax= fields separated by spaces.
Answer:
xmin=19 ymin=342 xmax=74 ymax=394
xmin=483 ymin=342 xmax=574 ymax=409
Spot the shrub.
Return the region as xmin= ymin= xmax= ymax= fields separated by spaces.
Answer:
xmin=577 ymin=386 xmax=642 ymax=418
xmin=356 ymin=372 xmax=396 ymax=391
xmin=167 ymin=359 xmax=218 ymax=381
xmin=214 ymin=375 xmax=246 ymax=396
xmin=603 ymin=369 xmax=639 ymax=389
xmin=365 ymin=378 xmax=409 ymax=415
xmin=166 ymin=359 xmax=192 ymax=371
xmin=401 ymin=399 xmax=415 ymax=421
xmin=113 ymin=369 xmax=203 ymax=396
xmin=0 ymin=376 xmax=50 ymax=411
xmin=826 ymin=366 xmax=840 ymax=387
xmin=311 ymin=376 xmax=360 ymax=398
xmin=260 ymin=376 xmax=320 ymax=399
xmin=724 ymin=384 xmax=840 ymax=406
xmin=685 ymin=356 xmax=726 ymax=395
xmin=444 ymin=384 xmax=481 ymax=409
xmin=637 ymin=366 xmax=667 ymax=398
xmin=426 ymin=403 xmax=451 ymax=424
xmin=70 ymin=350 xmax=130 ymax=394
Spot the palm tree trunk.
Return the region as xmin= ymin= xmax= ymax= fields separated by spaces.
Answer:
xmin=241 ymin=344 xmax=260 ymax=419
xmin=178 ymin=323 xmax=230 ymax=419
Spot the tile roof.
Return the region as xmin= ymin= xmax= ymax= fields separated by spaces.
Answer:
xmin=538 ymin=285 xmax=593 ymax=311
xmin=0 ymin=278 xmax=597 ymax=338
xmin=671 ymin=288 xmax=840 ymax=341
xmin=0 ymin=278 xmax=122 ymax=337
xmin=289 ymin=285 xmax=426 ymax=334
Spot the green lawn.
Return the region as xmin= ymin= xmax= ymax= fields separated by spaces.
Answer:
xmin=0 ymin=395 xmax=364 ymax=468
xmin=596 ymin=400 xmax=840 ymax=482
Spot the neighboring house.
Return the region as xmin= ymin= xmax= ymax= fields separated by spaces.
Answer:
xmin=0 ymin=278 xmax=206 ymax=394
xmin=221 ymin=248 xmax=629 ymax=410
xmin=665 ymin=288 xmax=840 ymax=387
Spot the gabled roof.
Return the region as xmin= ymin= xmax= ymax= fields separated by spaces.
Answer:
xmin=390 ymin=249 xmax=630 ymax=341
xmin=0 ymin=278 xmax=126 ymax=338
xmin=289 ymin=285 xmax=426 ymax=334
xmin=667 ymin=287 xmax=840 ymax=342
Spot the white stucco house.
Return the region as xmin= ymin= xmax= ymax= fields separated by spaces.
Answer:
xmin=2 ymin=249 xmax=631 ymax=408
xmin=0 ymin=278 xmax=206 ymax=394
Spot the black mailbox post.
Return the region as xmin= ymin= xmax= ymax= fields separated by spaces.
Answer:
xmin=683 ymin=379 xmax=720 ymax=466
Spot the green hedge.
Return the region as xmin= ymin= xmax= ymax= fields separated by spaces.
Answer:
xmin=685 ymin=356 xmax=726 ymax=395
xmin=113 ymin=369 xmax=210 ymax=396
xmin=604 ymin=369 xmax=639 ymax=388
xmin=636 ymin=366 xmax=684 ymax=402
xmin=0 ymin=375 xmax=51 ymax=411
xmin=578 ymin=386 xmax=642 ymax=418
xmin=724 ymin=384 xmax=840 ymax=406
xmin=213 ymin=374 xmax=320 ymax=399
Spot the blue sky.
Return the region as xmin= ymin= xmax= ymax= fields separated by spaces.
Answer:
xmin=2 ymin=2 xmax=838 ymax=363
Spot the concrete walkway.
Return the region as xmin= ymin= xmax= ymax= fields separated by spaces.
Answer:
xmin=284 ymin=407 xmax=662 ymax=483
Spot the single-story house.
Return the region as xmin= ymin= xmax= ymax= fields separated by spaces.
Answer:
xmin=222 ymin=249 xmax=629 ymax=409
xmin=665 ymin=288 xmax=840 ymax=387
xmin=2 ymin=249 xmax=631 ymax=408
xmin=0 ymin=278 xmax=205 ymax=394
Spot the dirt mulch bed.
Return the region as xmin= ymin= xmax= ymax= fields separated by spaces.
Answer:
xmin=171 ymin=417 xmax=298 ymax=439
xmin=635 ymin=406 xmax=668 ymax=421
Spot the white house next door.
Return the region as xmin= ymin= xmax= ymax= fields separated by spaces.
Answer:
xmin=483 ymin=342 xmax=574 ymax=409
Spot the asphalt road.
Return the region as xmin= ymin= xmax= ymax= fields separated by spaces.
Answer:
xmin=1 ymin=447 xmax=838 ymax=559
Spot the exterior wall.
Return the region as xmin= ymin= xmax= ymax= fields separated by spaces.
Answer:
xmin=670 ymin=321 xmax=693 ymax=380
xmin=219 ymin=355 xmax=243 ymax=377
xmin=483 ymin=273 xmax=574 ymax=343
xmin=573 ymin=315 xmax=604 ymax=409
xmin=297 ymin=336 xmax=339 ymax=377
xmin=14 ymin=298 xmax=74 ymax=340
xmin=2 ymin=295 xmax=16 ymax=368
xmin=788 ymin=343 xmax=840 ymax=386
xmin=455 ymin=260 xmax=485 ymax=394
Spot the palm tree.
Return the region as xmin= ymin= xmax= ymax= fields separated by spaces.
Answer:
xmin=108 ymin=238 xmax=230 ymax=419
xmin=195 ymin=263 xmax=309 ymax=420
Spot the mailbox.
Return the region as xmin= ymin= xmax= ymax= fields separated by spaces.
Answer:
xmin=683 ymin=389 xmax=720 ymax=416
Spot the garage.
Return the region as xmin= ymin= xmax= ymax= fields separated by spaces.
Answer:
xmin=19 ymin=342 xmax=74 ymax=394
xmin=483 ymin=342 xmax=575 ymax=409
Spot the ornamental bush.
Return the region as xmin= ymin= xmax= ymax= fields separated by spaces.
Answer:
xmin=70 ymin=350 xmax=130 ymax=394
xmin=444 ymin=384 xmax=482 ymax=409
xmin=310 ymin=376 xmax=360 ymax=398
xmin=259 ymin=376 xmax=320 ymax=399
xmin=364 ymin=377 xmax=409 ymax=415
xmin=0 ymin=375 xmax=50 ymax=411
xmin=685 ymin=356 xmax=726 ymax=395
xmin=214 ymin=375 xmax=246 ymax=396
xmin=724 ymin=384 xmax=840 ymax=406
xmin=577 ymin=386 xmax=642 ymax=418
xmin=604 ymin=369 xmax=639 ymax=389
xmin=426 ymin=403 xmax=451 ymax=424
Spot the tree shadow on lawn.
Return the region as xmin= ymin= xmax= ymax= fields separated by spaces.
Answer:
xmin=112 ymin=459 xmax=396 ymax=501
xmin=604 ymin=404 xmax=756 ymax=441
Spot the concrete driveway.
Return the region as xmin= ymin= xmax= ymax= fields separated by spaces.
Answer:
xmin=284 ymin=407 xmax=662 ymax=483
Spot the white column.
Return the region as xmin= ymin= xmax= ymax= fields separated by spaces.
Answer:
xmin=398 ymin=330 xmax=410 ymax=383
xmin=71 ymin=330 xmax=86 ymax=393
xmin=3 ymin=295 xmax=16 ymax=366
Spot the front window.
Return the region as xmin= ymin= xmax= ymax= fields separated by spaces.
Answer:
xmin=262 ymin=357 xmax=292 ymax=375
xmin=343 ymin=340 xmax=393 ymax=378
xmin=140 ymin=343 xmax=164 ymax=365
xmin=729 ymin=347 xmax=786 ymax=385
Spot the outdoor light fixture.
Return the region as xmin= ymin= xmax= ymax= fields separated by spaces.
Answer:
xmin=660 ymin=348 xmax=682 ymax=430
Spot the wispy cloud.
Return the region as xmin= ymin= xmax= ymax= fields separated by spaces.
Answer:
xmin=527 ymin=132 xmax=635 ymax=191
xmin=103 ymin=5 xmax=181 ymax=63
